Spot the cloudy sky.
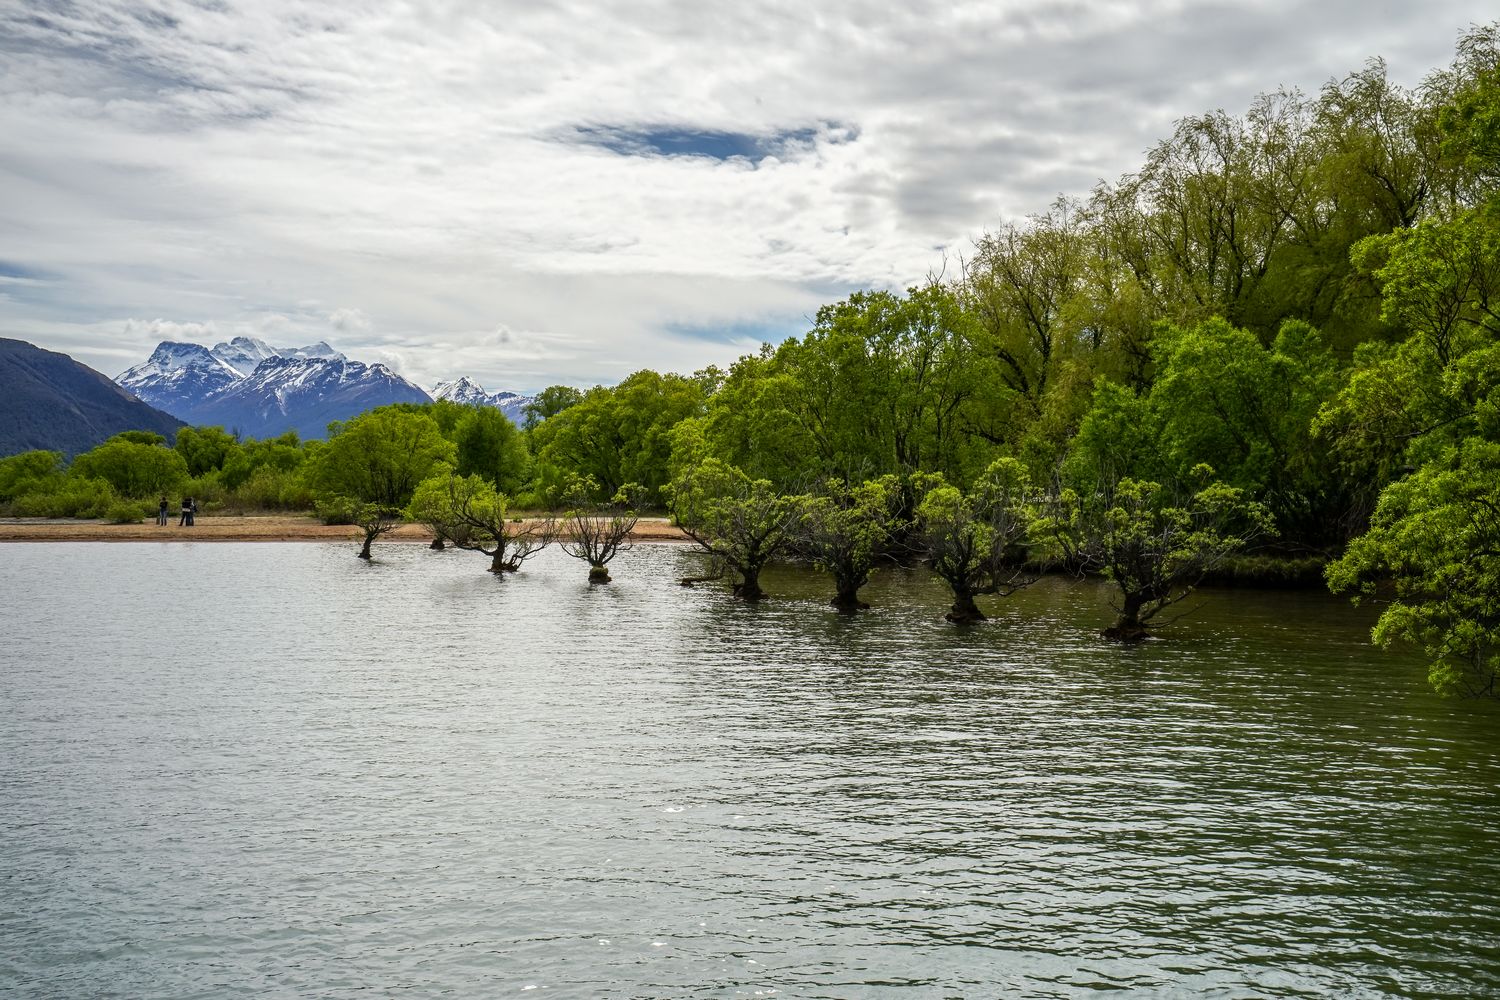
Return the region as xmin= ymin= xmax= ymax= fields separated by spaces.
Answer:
xmin=0 ymin=1 xmax=1488 ymax=392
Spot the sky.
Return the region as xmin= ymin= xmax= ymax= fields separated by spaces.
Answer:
xmin=0 ymin=1 xmax=1490 ymax=394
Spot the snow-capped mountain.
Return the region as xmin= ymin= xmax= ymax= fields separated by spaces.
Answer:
xmin=116 ymin=340 xmax=430 ymax=439
xmin=433 ymin=376 xmax=533 ymax=424
xmin=116 ymin=339 xmax=534 ymax=439
xmin=117 ymin=342 xmax=244 ymax=412
xmin=191 ymin=356 xmax=430 ymax=440
xmin=432 ymin=376 xmax=490 ymax=407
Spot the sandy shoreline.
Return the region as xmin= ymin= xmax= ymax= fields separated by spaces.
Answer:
xmin=0 ymin=514 xmax=691 ymax=544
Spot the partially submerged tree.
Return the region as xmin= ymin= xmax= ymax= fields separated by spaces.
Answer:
xmin=794 ymin=475 xmax=902 ymax=612
xmin=306 ymin=408 xmax=455 ymax=558
xmin=1327 ymin=424 xmax=1500 ymax=698
xmin=916 ymin=458 xmax=1039 ymax=623
xmin=559 ymin=477 xmax=642 ymax=583
xmin=1049 ymin=468 xmax=1274 ymax=640
xmin=353 ymin=501 xmax=398 ymax=560
xmin=408 ymin=473 xmax=552 ymax=573
xmin=669 ymin=458 xmax=797 ymax=601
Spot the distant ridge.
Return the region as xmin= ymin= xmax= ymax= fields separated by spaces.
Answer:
xmin=0 ymin=338 xmax=185 ymax=457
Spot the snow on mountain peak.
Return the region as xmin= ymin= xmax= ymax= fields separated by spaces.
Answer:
xmin=143 ymin=340 xmax=228 ymax=373
xmin=114 ymin=335 xmax=540 ymax=436
xmin=432 ymin=376 xmax=533 ymax=423
xmin=210 ymin=336 xmax=280 ymax=376
xmin=293 ymin=341 xmax=343 ymax=360
xmin=211 ymin=337 xmax=346 ymax=375
xmin=433 ymin=376 xmax=491 ymax=406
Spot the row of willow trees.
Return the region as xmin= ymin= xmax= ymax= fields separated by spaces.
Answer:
xmin=388 ymin=455 xmax=1271 ymax=641
xmin=1 ymin=26 xmax=1496 ymax=692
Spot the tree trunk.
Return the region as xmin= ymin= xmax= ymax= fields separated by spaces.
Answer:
xmin=489 ymin=549 xmax=508 ymax=574
xmin=588 ymin=563 xmax=611 ymax=583
xmin=945 ymin=588 xmax=985 ymax=623
xmin=830 ymin=580 xmax=868 ymax=613
xmin=734 ymin=569 xmax=764 ymax=602
xmin=1103 ymin=592 xmax=1149 ymax=642
xmin=429 ymin=536 xmax=445 ymax=550
xmin=358 ymin=530 xmax=375 ymax=560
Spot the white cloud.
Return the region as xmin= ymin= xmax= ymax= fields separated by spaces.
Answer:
xmin=0 ymin=0 xmax=1487 ymax=390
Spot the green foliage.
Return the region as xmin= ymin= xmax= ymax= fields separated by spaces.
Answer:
xmin=1328 ymin=439 xmax=1500 ymax=697
xmin=697 ymin=285 xmax=994 ymax=488
xmin=220 ymin=431 xmax=305 ymax=490
xmin=71 ymin=438 xmax=189 ymax=498
xmin=669 ymin=458 xmax=798 ymax=601
xmin=557 ymin=475 xmax=642 ymax=580
xmin=315 ymin=496 xmax=358 ymax=525
xmin=524 ymin=385 xmax=585 ymax=430
xmin=453 ymin=405 xmax=530 ymax=494
xmin=794 ymin=475 xmax=903 ymax=609
xmin=174 ymin=426 xmax=240 ymax=477
xmin=1066 ymin=318 xmax=1346 ymax=547
xmin=533 ymin=370 xmax=704 ymax=506
xmin=10 ymin=476 xmax=118 ymax=518
xmin=1047 ymin=471 xmax=1275 ymax=633
xmin=1437 ymin=25 xmax=1500 ymax=201
xmin=306 ymin=408 xmax=455 ymax=510
xmin=1065 ymin=379 xmax=1165 ymax=491
xmin=0 ymin=451 xmax=64 ymax=504
xmin=916 ymin=458 xmax=1039 ymax=621
xmin=104 ymin=501 xmax=146 ymax=524
xmin=110 ymin=430 xmax=168 ymax=447
xmin=408 ymin=472 xmax=551 ymax=572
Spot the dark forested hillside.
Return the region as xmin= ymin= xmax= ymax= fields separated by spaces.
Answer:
xmin=0 ymin=339 xmax=184 ymax=457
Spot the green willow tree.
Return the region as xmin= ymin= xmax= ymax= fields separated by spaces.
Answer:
xmin=1326 ymin=29 xmax=1500 ymax=695
xmin=306 ymin=408 xmax=454 ymax=558
xmin=695 ymin=284 xmax=993 ymax=490
xmin=916 ymin=458 xmax=1039 ymax=624
xmin=669 ymin=458 xmax=798 ymax=602
xmin=794 ymin=475 xmax=903 ymax=612
xmin=453 ymin=405 xmax=530 ymax=495
xmin=408 ymin=473 xmax=553 ymax=573
xmin=173 ymin=426 xmax=240 ymax=478
xmin=532 ymin=370 xmax=705 ymax=505
xmin=558 ymin=476 xmax=642 ymax=583
xmin=1328 ymin=438 xmax=1500 ymax=697
xmin=72 ymin=434 xmax=190 ymax=499
xmin=1048 ymin=470 xmax=1275 ymax=640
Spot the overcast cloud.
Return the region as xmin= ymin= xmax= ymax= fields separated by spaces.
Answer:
xmin=0 ymin=0 xmax=1488 ymax=391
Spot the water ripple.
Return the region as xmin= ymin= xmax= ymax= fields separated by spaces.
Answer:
xmin=1 ymin=542 xmax=1497 ymax=998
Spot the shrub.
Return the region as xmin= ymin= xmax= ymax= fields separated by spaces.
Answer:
xmin=316 ymin=496 xmax=357 ymax=525
xmin=10 ymin=476 xmax=119 ymax=518
xmin=105 ymin=501 xmax=145 ymax=524
xmin=228 ymin=466 xmax=317 ymax=512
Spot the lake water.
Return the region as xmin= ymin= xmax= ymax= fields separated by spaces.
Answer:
xmin=2 ymin=541 xmax=1498 ymax=998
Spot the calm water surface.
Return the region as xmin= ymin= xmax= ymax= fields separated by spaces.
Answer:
xmin=2 ymin=541 xmax=1498 ymax=999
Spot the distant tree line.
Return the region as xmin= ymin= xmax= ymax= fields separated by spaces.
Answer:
xmin=3 ymin=26 xmax=1497 ymax=691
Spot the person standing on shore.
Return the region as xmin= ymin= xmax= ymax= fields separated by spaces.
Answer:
xmin=157 ymin=496 xmax=169 ymax=526
xmin=180 ymin=496 xmax=194 ymax=527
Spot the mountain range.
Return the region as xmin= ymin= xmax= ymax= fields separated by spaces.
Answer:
xmin=117 ymin=336 xmax=531 ymax=440
xmin=430 ymin=376 xmax=530 ymax=424
xmin=0 ymin=338 xmax=185 ymax=456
